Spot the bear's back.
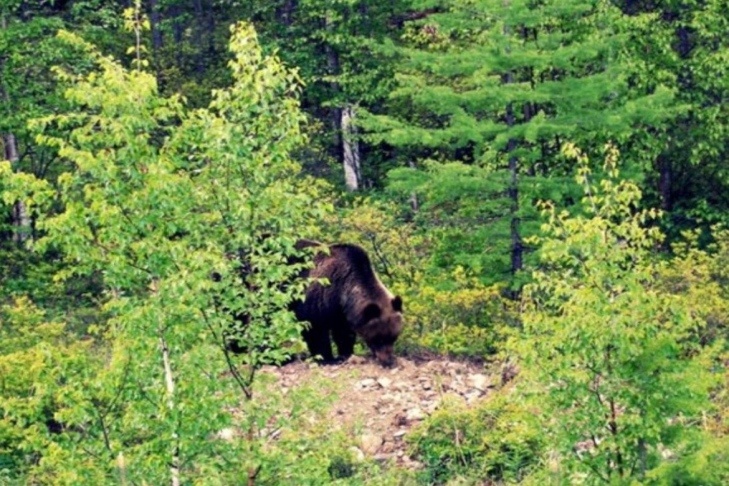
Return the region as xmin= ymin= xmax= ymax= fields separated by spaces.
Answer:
xmin=330 ymin=244 xmax=375 ymax=279
xmin=295 ymin=240 xmax=390 ymax=302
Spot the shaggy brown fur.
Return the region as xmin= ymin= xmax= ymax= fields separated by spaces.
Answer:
xmin=293 ymin=239 xmax=404 ymax=367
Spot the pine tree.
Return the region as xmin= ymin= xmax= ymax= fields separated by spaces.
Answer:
xmin=367 ymin=0 xmax=678 ymax=289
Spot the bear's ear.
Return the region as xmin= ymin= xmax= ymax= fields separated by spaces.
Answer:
xmin=392 ymin=296 xmax=403 ymax=312
xmin=362 ymin=303 xmax=382 ymax=322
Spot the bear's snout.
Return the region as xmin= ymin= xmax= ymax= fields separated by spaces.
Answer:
xmin=372 ymin=345 xmax=396 ymax=368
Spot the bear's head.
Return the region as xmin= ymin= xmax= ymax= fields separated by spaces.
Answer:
xmin=360 ymin=296 xmax=403 ymax=367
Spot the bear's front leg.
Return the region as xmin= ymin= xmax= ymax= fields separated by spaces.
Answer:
xmin=332 ymin=325 xmax=356 ymax=360
xmin=302 ymin=324 xmax=335 ymax=363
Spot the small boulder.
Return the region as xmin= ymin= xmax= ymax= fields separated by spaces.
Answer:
xmin=377 ymin=377 xmax=393 ymax=389
xmin=467 ymin=373 xmax=490 ymax=391
xmin=359 ymin=434 xmax=383 ymax=455
xmin=347 ymin=355 xmax=367 ymax=365
xmin=406 ymin=407 xmax=426 ymax=422
xmin=357 ymin=378 xmax=376 ymax=389
xmin=348 ymin=446 xmax=365 ymax=462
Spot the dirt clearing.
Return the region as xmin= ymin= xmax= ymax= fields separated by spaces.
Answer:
xmin=257 ymin=355 xmax=499 ymax=469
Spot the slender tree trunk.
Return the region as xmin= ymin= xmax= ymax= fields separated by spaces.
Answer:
xmin=3 ymin=133 xmax=30 ymax=244
xmin=504 ymin=90 xmax=522 ymax=277
xmin=637 ymin=437 xmax=647 ymax=479
xmin=324 ymin=14 xmax=340 ymax=121
xmin=247 ymin=465 xmax=260 ymax=486
xmin=159 ymin=325 xmax=180 ymax=486
xmin=501 ymin=5 xmax=522 ymax=281
xmin=206 ymin=0 xmax=215 ymax=59
xmin=1 ymin=14 xmax=29 ymax=245
xmin=341 ymin=105 xmax=362 ymax=191
xmin=3 ymin=133 xmax=18 ymax=162
xmin=149 ymin=0 xmax=164 ymax=88
xmin=171 ymin=5 xmax=183 ymax=67
xmin=12 ymin=199 xmax=30 ymax=244
xmin=150 ymin=0 xmax=163 ymax=53
xmin=192 ymin=0 xmax=205 ymax=76
xmin=658 ymin=154 xmax=672 ymax=211
xmin=507 ymin=133 xmax=521 ymax=275
xmin=278 ymin=0 xmax=297 ymax=26
xmin=408 ymin=160 xmax=419 ymax=212
xmin=323 ymin=11 xmax=362 ymax=191
xmin=117 ymin=452 xmax=128 ymax=486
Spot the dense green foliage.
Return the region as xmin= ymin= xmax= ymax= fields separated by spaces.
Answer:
xmin=2 ymin=20 xmax=331 ymax=483
xmin=409 ymin=391 xmax=543 ymax=483
xmin=364 ymin=0 xmax=681 ymax=290
xmin=1 ymin=0 xmax=727 ymax=483
xmin=516 ymin=145 xmax=725 ymax=483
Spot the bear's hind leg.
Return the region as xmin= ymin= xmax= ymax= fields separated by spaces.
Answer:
xmin=302 ymin=324 xmax=335 ymax=363
xmin=332 ymin=325 xmax=356 ymax=360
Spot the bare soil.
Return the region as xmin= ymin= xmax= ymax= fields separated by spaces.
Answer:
xmin=258 ymin=354 xmax=499 ymax=469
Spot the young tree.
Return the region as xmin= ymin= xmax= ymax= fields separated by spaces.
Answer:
xmin=1 ymin=20 xmax=330 ymax=483
xmin=516 ymin=144 xmax=721 ymax=483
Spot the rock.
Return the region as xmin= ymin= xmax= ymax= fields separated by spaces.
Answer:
xmin=215 ymin=428 xmax=237 ymax=441
xmin=349 ymin=446 xmax=365 ymax=462
xmin=380 ymin=440 xmax=395 ymax=453
xmin=393 ymin=381 xmax=408 ymax=390
xmin=501 ymin=362 xmax=520 ymax=385
xmin=357 ymin=378 xmax=376 ymax=389
xmin=393 ymin=414 xmax=408 ymax=427
xmin=379 ymin=393 xmax=397 ymax=403
xmin=465 ymin=391 xmax=483 ymax=404
xmin=377 ymin=377 xmax=392 ymax=388
xmin=424 ymin=402 xmax=438 ymax=414
xmin=467 ymin=373 xmax=490 ymax=391
xmin=406 ymin=459 xmax=424 ymax=469
xmin=445 ymin=381 xmax=465 ymax=394
xmin=359 ymin=434 xmax=382 ymax=455
xmin=406 ymin=407 xmax=426 ymax=421
xmin=393 ymin=429 xmax=407 ymax=439
xmin=373 ymin=453 xmax=391 ymax=464
xmin=347 ymin=355 xmax=367 ymax=365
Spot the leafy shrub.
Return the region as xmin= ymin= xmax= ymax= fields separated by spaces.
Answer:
xmin=401 ymin=267 xmax=513 ymax=358
xmin=0 ymin=297 xmax=96 ymax=481
xmin=645 ymin=434 xmax=729 ymax=485
xmin=408 ymin=391 xmax=544 ymax=484
xmin=658 ymin=227 xmax=729 ymax=350
xmin=516 ymin=144 xmax=723 ymax=483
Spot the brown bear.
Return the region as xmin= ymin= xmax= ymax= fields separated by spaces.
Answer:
xmin=293 ymin=239 xmax=404 ymax=367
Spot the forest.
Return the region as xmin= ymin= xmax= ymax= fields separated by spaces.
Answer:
xmin=1 ymin=0 xmax=728 ymax=484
